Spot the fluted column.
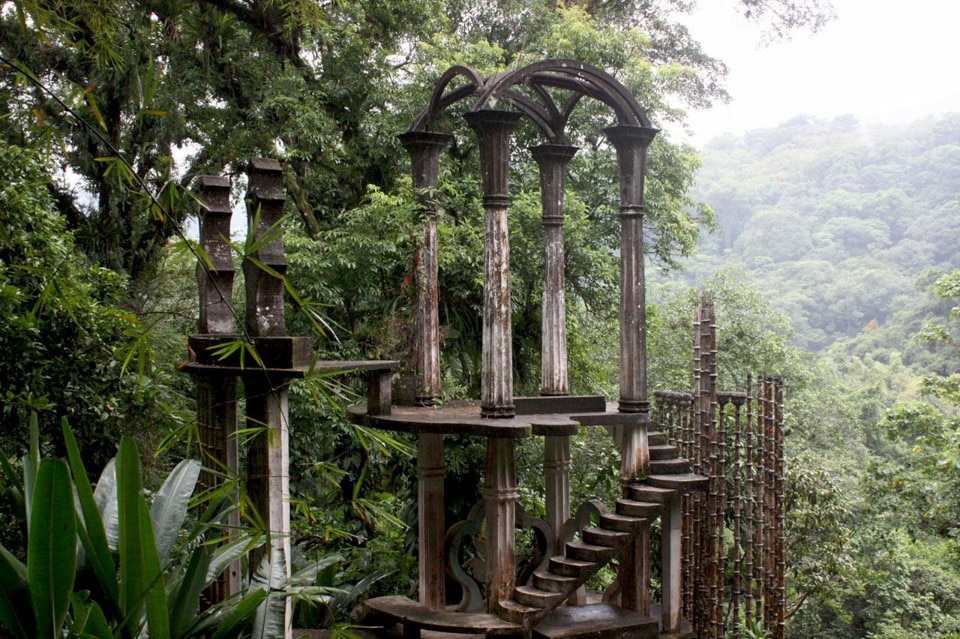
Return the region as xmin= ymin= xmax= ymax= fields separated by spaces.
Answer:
xmin=465 ymin=110 xmax=522 ymax=419
xmin=483 ymin=437 xmax=518 ymax=613
xmin=417 ymin=434 xmax=446 ymax=609
xmin=530 ymin=143 xmax=578 ymax=556
xmin=604 ymin=125 xmax=657 ymax=415
xmin=605 ymin=125 xmax=657 ymax=489
xmin=661 ymin=497 xmax=683 ymax=632
xmin=530 ymin=144 xmax=577 ymax=397
xmin=543 ymin=436 xmax=571 ymax=555
xmin=399 ymin=131 xmax=451 ymax=406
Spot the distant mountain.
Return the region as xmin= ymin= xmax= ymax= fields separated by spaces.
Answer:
xmin=684 ymin=114 xmax=960 ymax=359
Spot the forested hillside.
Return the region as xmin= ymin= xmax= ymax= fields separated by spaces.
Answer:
xmin=1 ymin=0 xmax=958 ymax=636
xmin=688 ymin=114 xmax=960 ymax=358
xmin=684 ymin=115 xmax=960 ymax=638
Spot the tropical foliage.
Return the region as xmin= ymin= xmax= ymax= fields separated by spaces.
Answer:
xmin=5 ymin=1 xmax=958 ymax=638
xmin=689 ymin=116 xmax=960 ymax=638
xmin=0 ymin=418 xmax=297 ymax=638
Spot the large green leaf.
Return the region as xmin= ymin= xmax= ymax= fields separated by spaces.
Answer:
xmin=22 ymin=413 xmax=40 ymax=533
xmin=63 ymin=422 xmax=118 ymax=609
xmin=27 ymin=458 xmax=76 ymax=639
xmin=150 ymin=458 xmax=201 ymax=566
xmin=207 ymin=589 xmax=269 ymax=639
xmin=117 ymin=436 xmax=170 ymax=639
xmin=69 ymin=592 xmax=112 ymax=639
xmin=138 ymin=498 xmax=171 ymax=639
xmin=168 ymin=536 xmax=212 ymax=639
xmin=0 ymin=545 xmax=33 ymax=639
xmin=93 ymin=459 xmax=118 ymax=550
xmin=117 ymin=436 xmax=143 ymax=632
xmin=206 ymin=534 xmax=261 ymax=584
xmin=251 ymin=546 xmax=289 ymax=639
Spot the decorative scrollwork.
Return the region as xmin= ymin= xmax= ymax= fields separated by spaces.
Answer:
xmin=445 ymin=500 xmax=486 ymax=612
xmin=558 ymin=498 xmax=609 ymax=546
xmin=444 ymin=500 xmax=558 ymax=609
xmin=515 ymin=504 xmax=553 ymax=587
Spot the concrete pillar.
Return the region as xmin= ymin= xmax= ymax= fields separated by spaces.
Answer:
xmin=243 ymin=158 xmax=292 ymax=639
xmin=398 ymin=131 xmax=452 ymax=407
xmin=464 ymin=109 xmax=522 ymax=419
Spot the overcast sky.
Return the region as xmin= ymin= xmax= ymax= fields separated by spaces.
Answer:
xmin=676 ymin=0 xmax=960 ymax=145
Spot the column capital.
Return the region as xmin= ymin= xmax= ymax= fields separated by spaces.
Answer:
xmin=603 ymin=125 xmax=658 ymax=209
xmin=464 ymin=110 xmax=522 ymax=202
xmin=398 ymin=130 xmax=453 ymax=153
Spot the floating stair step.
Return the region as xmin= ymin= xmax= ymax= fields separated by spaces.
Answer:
xmin=626 ymin=484 xmax=676 ymax=503
xmin=649 ymin=444 xmax=679 ymax=460
xmin=647 ymin=431 xmax=669 ymax=446
xmin=514 ymin=584 xmax=566 ymax=609
xmin=566 ymin=539 xmax=617 ymax=563
xmin=497 ymin=598 xmax=541 ymax=624
xmin=649 ymin=458 xmax=691 ymax=474
xmin=615 ymin=499 xmax=662 ymax=519
xmin=599 ymin=511 xmax=648 ymax=533
xmin=532 ymin=569 xmax=579 ymax=593
xmin=549 ymin=555 xmax=595 ymax=579
xmin=532 ymin=603 xmax=659 ymax=639
xmin=646 ymin=473 xmax=709 ymax=493
xmin=582 ymin=526 xmax=631 ymax=548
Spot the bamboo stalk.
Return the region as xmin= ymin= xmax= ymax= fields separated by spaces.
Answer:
xmin=775 ymin=380 xmax=786 ymax=639
xmin=732 ymin=398 xmax=743 ymax=639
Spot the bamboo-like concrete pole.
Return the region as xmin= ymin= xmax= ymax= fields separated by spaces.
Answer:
xmin=195 ymin=176 xmax=242 ymax=600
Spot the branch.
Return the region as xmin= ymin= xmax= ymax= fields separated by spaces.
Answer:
xmin=785 ymin=590 xmax=810 ymax=620
xmin=193 ymin=0 xmax=314 ymax=79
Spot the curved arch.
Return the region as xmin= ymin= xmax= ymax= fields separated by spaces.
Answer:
xmin=472 ymin=59 xmax=651 ymax=128
xmin=407 ymin=60 xmax=652 ymax=141
xmin=408 ymin=65 xmax=486 ymax=132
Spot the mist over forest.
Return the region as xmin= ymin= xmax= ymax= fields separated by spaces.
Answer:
xmin=1 ymin=0 xmax=958 ymax=635
xmin=684 ymin=114 xmax=960 ymax=356
xmin=672 ymin=112 xmax=960 ymax=638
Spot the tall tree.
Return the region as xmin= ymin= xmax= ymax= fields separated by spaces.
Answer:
xmin=1 ymin=0 xmax=832 ymax=281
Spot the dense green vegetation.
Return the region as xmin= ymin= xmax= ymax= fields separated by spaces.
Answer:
xmin=685 ymin=115 xmax=960 ymax=638
xmin=1 ymin=0 xmax=957 ymax=637
xmin=689 ymin=114 xmax=960 ymax=356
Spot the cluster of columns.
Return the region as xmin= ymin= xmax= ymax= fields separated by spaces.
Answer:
xmin=655 ymin=299 xmax=787 ymax=639
xmin=191 ymin=159 xmax=299 ymax=639
xmin=400 ymin=108 xmax=658 ymax=616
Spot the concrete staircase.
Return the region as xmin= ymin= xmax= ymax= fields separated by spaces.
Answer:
xmin=503 ymin=430 xmax=707 ymax=629
xmin=359 ymin=430 xmax=706 ymax=639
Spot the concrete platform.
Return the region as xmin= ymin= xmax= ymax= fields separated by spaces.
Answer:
xmin=532 ymin=604 xmax=659 ymax=639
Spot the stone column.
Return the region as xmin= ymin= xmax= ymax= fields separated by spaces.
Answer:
xmin=661 ymin=498 xmax=683 ymax=632
xmin=530 ymin=144 xmax=578 ymax=555
xmin=604 ymin=125 xmax=657 ymax=485
xmin=195 ymin=176 xmax=242 ymax=599
xmin=543 ymin=436 xmax=571 ymax=555
xmin=399 ymin=132 xmax=451 ymax=609
xmin=464 ymin=109 xmax=522 ymax=419
xmin=606 ymin=125 xmax=658 ymax=628
xmin=603 ymin=125 xmax=657 ymax=416
xmin=243 ymin=158 xmax=292 ymax=639
xmin=398 ymin=131 xmax=452 ymax=407
xmin=530 ymin=144 xmax=577 ymax=397
xmin=619 ymin=520 xmax=651 ymax=616
xmin=484 ymin=437 xmax=518 ymax=613
xmin=417 ymin=434 xmax=446 ymax=609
